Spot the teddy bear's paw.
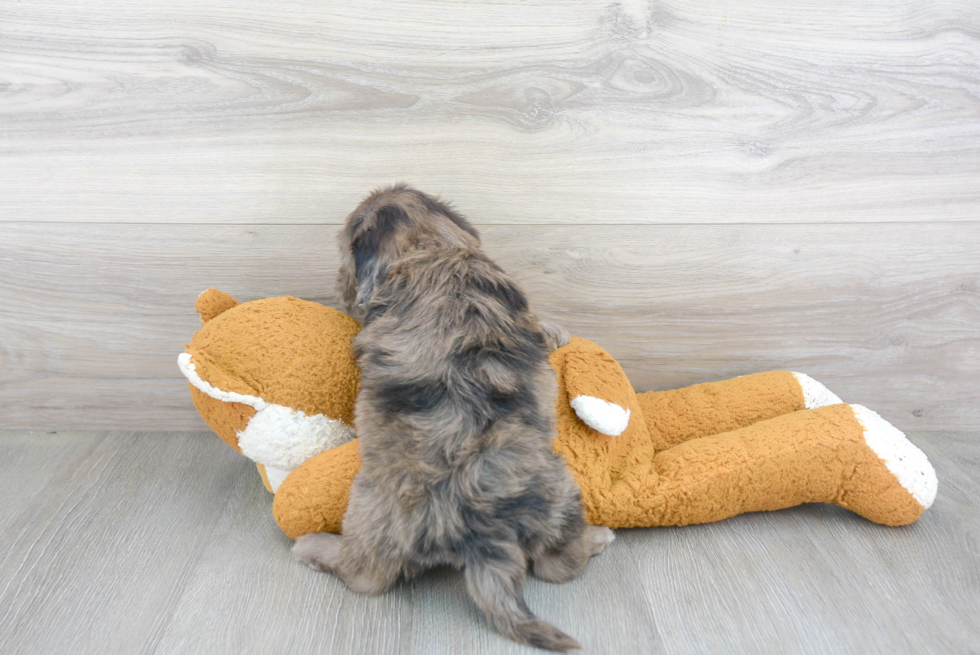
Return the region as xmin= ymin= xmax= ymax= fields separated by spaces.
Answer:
xmin=851 ymin=404 xmax=938 ymax=510
xmin=792 ymin=372 xmax=843 ymax=409
xmin=263 ymin=465 xmax=292 ymax=493
xmin=292 ymin=532 xmax=344 ymax=573
xmin=570 ymin=396 xmax=630 ymax=436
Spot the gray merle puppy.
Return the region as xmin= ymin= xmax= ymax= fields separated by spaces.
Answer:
xmin=292 ymin=185 xmax=613 ymax=651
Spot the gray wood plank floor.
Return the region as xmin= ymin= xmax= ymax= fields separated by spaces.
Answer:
xmin=0 ymin=431 xmax=976 ymax=655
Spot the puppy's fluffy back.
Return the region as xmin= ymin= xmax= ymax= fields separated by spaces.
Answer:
xmin=335 ymin=186 xmax=586 ymax=651
xmin=355 ymin=246 xmax=555 ymax=457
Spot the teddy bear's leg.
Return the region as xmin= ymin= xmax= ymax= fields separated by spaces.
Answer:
xmin=618 ymin=404 xmax=936 ymax=528
xmin=636 ymin=371 xmax=842 ymax=451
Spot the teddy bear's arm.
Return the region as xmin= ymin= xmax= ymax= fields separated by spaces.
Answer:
xmin=636 ymin=371 xmax=841 ymax=451
xmin=272 ymin=439 xmax=361 ymax=538
xmin=552 ymin=338 xmax=636 ymax=436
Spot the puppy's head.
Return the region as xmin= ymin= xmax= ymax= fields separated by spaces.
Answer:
xmin=336 ymin=185 xmax=481 ymax=320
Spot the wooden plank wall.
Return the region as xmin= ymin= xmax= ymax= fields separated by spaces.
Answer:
xmin=1 ymin=0 xmax=978 ymax=431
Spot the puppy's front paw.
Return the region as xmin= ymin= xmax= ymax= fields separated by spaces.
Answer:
xmin=540 ymin=321 xmax=570 ymax=351
xmin=292 ymin=532 xmax=344 ymax=573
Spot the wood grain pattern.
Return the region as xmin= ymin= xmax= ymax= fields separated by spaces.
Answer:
xmin=154 ymin=469 xmax=412 ymax=655
xmin=0 ymin=430 xmax=977 ymax=654
xmin=1 ymin=0 xmax=978 ymax=224
xmin=406 ymin=538 xmax=662 ymax=654
xmin=1 ymin=2 xmax=976 ymax=650
xmin=154 ymin=466 xmax=662 ymax=654
xmin=0 ymin=431 xmax=105 ymax=536
xmin=624 ymin=432 xmax=980 ymax=655
xmin=0 ymin=431 xmax=246 ymax=655
xmin=1 ymin=0 xmax=977 ymax=431
xmin=1 ymin=222 xmax=977 ymax=431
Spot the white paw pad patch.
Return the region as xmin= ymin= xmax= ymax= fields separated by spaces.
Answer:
xmin=570 ymin=395 xmax=631 ymax=436
xmin=792 ymin=372 xmax=843 ymax=409
xmin=851 ymin=404 xmax=938 ymax=509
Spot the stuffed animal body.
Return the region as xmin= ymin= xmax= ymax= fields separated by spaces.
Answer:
xmin=180 ymin=290 xmax=937 ymax=539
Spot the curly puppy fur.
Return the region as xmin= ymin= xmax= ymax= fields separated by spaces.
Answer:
xmin=292 ymin=185 xmax=613 ymax=651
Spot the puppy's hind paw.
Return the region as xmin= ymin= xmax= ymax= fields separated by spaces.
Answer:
xmin=586 ymin=525 xmax=615 ymax=556
xmin=292 ymin=532 xmax=344 ymax=573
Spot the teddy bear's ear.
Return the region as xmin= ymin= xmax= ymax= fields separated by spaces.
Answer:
xmin=195 ymin=289 xmax=239 ymax=326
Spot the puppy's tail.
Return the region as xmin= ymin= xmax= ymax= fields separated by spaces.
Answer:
xmin=464 ymin=547 xmax=580 ymax=651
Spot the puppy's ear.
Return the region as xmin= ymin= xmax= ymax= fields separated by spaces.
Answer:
xmin=339 ymin=204 xmax=408 ymax=319
xmin=351 ymin=228 xmax=386 ymax=311
xmin=411 ymin=188 xmax=481 ymax=245
xmin=336 ymin=225 xmax=361 ymax=316
xmin=336 ymin=253 xmax=359 ymax=317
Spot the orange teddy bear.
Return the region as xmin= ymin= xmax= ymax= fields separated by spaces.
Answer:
xmin=179 ymin=290 xmax=937 ymax=539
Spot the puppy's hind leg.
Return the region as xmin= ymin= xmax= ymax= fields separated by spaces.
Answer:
xmin=532 ymin=525 xmax=615 ymax=584
xmin=292 ymin=532 xmax=400 ymax=595
xmin=464 ymin=540 xmax=581 ymax=651
xmin=292 ymin=532 xmax=344 ymax=573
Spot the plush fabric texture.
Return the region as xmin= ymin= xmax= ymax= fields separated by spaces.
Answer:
xmin=568 ymin=396 xmax=631 ymax=436
xmin=180 ymin=290 xmax=361 ymax=485
xmin=635 ymin=370 xmax=806 ymax=452
xmin=273 ymin=440 xmax=361 ymax=536
xmin=236 ymin=402 xmax=356 ymax=471
xmin=195 ymin=288 xmax=240 ymax=326
xmin=180 ymin=293 xmax=937 ymax=539
xmin=850 ymin=404 xmax=938 ymax=509
xmin=186 ymin=291 xmax=361 ymax=425
xmin=271 ymin=339 xmax=934 ymax=537
xmin=256 ymin=463 xmax=274 ymax=493
xmin=637 ymin=403 xmax=926 ymax=527
xmin=188 ymin=385 xmax=254 ymax=452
